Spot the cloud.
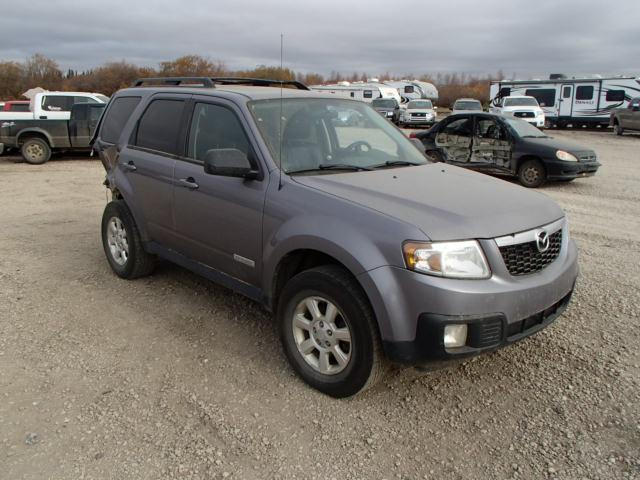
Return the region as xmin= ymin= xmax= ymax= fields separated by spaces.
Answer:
xmin=1 ymin=0 xmax=638 ymax=77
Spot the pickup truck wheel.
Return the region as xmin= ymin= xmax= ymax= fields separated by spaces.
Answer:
xmin=21 ymin=137 xmax=51 ymax=165
xmin=518 ymin=159 xmax=546 ymax=188
xmin=277 ymin=265 xmax=384 ymax=398
xmin=613 ymin=122 xmax=624 ymax=136
xmin=101 ymin=200 xmax=156 ymax=279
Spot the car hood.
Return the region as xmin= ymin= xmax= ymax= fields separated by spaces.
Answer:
xmin=292 ymin=164 xmax=564 ymax=241
xmin=520 ymin=135 xmax=593 ymax=154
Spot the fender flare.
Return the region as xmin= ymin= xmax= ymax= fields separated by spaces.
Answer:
xmin=16 ymin=128 xmax=54 ymax=147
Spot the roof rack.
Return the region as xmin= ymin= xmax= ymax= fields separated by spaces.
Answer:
xmin=131 ymin=76 xmax=309 ymax=90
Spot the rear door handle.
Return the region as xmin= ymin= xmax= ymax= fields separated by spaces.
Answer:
xmin=122 ymin=161 xmax=137 ymax=172
xmin=178 ymin=177 xmax=199 ymax=190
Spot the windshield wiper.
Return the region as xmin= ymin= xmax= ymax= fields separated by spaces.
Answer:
xmin=371 ymin=160 xmax=423 ymax=169
xmin=287 ymin=163 xmax=373 ymax=174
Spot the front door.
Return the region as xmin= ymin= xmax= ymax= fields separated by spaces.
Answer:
xmin=470 ymin=116 xmax=511 ymax=170
xmin=172 ymin=99 xmax=266 ymax=285
xmin=559 ymin=84 xmax=573 ymax=118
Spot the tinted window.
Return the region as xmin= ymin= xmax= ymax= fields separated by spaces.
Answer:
xmin=525 ymin=88 xmax=556 ymax=107
xmin=562 ymin=86 xmax=572 ymax=98
xmin=187 ymin=103 xmax=250 ymax=160
xmin=404 ymin=85 xmax=414 ymax=94
xmin=442 ymin=117 xmax=472 ymax=136
xmin=42 ymin=96 xmax=73 ymax=112
xmin=498 ymin=87 xmax=511 ymax=97
xmin=101 ymin=96 xmax=141 ymax=144
xmin=135 ymin=99 xmax=185 ymax=154
xmin=606 ymin=90 xmax=625 ymax=102
xmin=363 ymin=90 xmax=373 ymax=99
xmin=576 ymin=86 xmax=594 ymax=100
xmin=10 ymin=103 xmax=30 ymax=112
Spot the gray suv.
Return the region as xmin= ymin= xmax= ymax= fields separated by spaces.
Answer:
xmin=94 ymin=77 xmax=578 ymax=398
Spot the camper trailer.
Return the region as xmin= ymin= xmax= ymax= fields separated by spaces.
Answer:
xmin=386 ymin=80 xmax=439 ymax=104
xmin=490 ymin=75 xmax=640 ymax=127
xmin=309 ymin=81 xmax=401 ymax=104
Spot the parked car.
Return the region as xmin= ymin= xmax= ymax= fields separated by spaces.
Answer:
xmin=398 ymin=99 xmax=436 ymax=127
xmin=0 ymin=102 xmax=106 ymax=163
xmin=2 ymin=100 xmax=30 ymax=112
xmin=452 ymin=98 xmax=483 ymax=114
xmin=610 ymin=97 xmax=640 ymax=135
xmin=489 ymin=95 xmax=545 ymax=128
xmin=0 ymin=91 xmax=108 ymax=121
xmin=94 ymin=77 xmax=579 ymax=398
xmin=412 ymin=113 xmax=600 ymax=187
xmin=371 ymin=97 xmax=400 ymax=123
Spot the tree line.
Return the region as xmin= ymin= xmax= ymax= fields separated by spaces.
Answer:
xmin=0 ymin=54 xmax=504 ymax=107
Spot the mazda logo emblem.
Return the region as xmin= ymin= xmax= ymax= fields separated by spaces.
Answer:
xmin=536 ymin=230 xmax=550 ymax=253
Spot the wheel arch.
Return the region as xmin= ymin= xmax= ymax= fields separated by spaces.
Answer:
xmin=17 ymin=128 xmax=53 ymax=147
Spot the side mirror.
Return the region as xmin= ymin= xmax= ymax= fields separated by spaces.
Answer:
xmin=204 ymin=148 xmax=257 ymax=179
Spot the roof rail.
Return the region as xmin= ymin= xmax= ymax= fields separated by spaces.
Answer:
xmin=132 ymin=77 xmax=215 ymax=87
xmin=210 ymin=77 xmax=310 ymax=90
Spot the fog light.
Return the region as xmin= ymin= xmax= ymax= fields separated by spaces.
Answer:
xmin=444 ymin=324 xmax=467 ymax=348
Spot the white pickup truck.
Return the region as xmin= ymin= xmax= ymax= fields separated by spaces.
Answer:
xmin=0 ymin=91 xmax=108 ymax=121
xmin=489 ymin=95 xmax=545 ymax=128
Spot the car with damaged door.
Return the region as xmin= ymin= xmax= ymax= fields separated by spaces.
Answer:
xmin=93 ymin=76 xmax=579 ymax=398
xmin=412 ymin=113 xmax=600 ymax=187
xmin=0 ymin=102 xmax=106 ymax=163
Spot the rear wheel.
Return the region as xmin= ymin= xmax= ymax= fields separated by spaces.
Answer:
xmin=21 ymin=137 xmax=51 ymax=165
xmin=277 ymin=265 xmax=385 ymax=398
xmin=101 ymin=200 xmax=156 ymax=279
xmin=518 ymin=159 xmax=546 ymax=188
xmin=613 ymin=121 xmax=624 ymax=136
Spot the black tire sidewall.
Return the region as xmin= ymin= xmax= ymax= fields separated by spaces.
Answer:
xmin=101 ymin=201 xmax=137 ymax=278
xmin=278 ymin=269 xmax=376 ymax=398
xmin=21 ymin=138 xmax=51 ymax=165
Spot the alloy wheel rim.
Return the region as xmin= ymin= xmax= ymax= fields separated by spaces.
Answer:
xmin=107 ymin=217 xmax=129 ymax=266
xmin=292 ymin=296 xmax=352 ymax=375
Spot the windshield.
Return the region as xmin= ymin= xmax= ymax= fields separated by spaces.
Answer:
xmin=407 ymin=100 xmax=433 ymax=109
xmin=371 ymin=99 xmax=397 ymax=109
xmin=248 ymin=98 xmax=427 ymax=174
xmin=504 ymin=97 xmax=539 ymax=107
xmin=454 ymin=100 xmax=482 ymax=110
xmin=505 ymin=118 xmax=547 ymax=138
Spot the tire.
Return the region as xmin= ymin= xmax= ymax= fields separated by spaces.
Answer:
xmin=517 ymin=158 xmax=546 ymax=188
xmin=426 ymin=150 xmax=445 ymax=163
xmin=277 ymin=265 xmax=385 ymax=398
xmin=101 ymin=200 xmax=156 ymax=279
xmin=613 ymin=121 xmax=624 ymax=136
xmin=21 ymin=137 xmax=51 ymax=165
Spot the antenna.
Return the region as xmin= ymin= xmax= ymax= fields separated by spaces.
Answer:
xmin=278 ymin=33 xmax=284 ymax=190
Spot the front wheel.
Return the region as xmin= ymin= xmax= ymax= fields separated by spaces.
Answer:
xmin=21 ymin=137 xmax=51 ymax=164
xmin=518 ymin=159 xmax=546 ymax=188
xmin=277 ymin=265 xmax=385 ymax=398
xmin=613 ymin=122 xmax=624 ymax=136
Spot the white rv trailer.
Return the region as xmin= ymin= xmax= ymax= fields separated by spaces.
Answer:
xmin=309 ymin=81 xmax=401 ymax=104
xmin=386 ymin=80 xmax=439 ymax=103
xmin=489 ymin=75 xmax=640 ymax=127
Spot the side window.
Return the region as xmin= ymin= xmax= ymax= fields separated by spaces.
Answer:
xmin=605 ymin=90 xmax=625 ymax=102
xmin=363 ymin=90 xmax=373 ymax=99
xmin=89 ymin=105 xmax=104 ymax=122
xmin=525 ymin=88 xmax=556 ymax=107
xmin=498 ymin=87 xmax=511 ymax=98
xmin=476 ymin=118 xmax=504 ymax=139
xmin=350 ymin=92 xmax=355 ymax=98
xmin=442 ymin=117 xmax=472 ymax=136
xmin=562 ymin=86 xmax=572 ymax=98
xmin=187 ymin=103 xmax=250 ymax=161
xmin=101 ymin=96 xmax=141 ymax=144
xmin=135 ymin=99 xmax=185 ymax=155
xmin=404 ymin=85 xmax=414 ymax=94
xmin=576 ymin=86 xmax=594 ymax=100
xmin=42 ymin=96 xmax=73 ymax=112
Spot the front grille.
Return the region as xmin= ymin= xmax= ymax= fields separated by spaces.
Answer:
xmin=411 ymin=112 xmax=426 ymax=117
xmin=506 ymin=290 xmax=572 ymax=338
xmin=499 ymin=230 xmax=562 ymax=276
xmin=579 ymin=152 xmax=597 ymax=162
xmin=513 ymin=111 xmax=535 ymax=118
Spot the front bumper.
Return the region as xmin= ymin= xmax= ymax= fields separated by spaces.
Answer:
xmin=545 ymin=158 xmax=601 ymax=180
xmin=402 ymin=117 xmax=435 ymax=125
xmin=357 ymin=229 xmax=579 ymax=365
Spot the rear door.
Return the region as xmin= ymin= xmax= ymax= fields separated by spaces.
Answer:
xmin=172 ymin=98 xmax=267 ymax=285
xmin=69 ymin=104 xmax=105 ymax=147
xmin=434 ymin=115 xmax=473 ymax=163
xmin=470 ymin=116 xmax=511 ymax=170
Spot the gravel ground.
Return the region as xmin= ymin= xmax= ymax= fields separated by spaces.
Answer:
xmin=0 ymin=130 xmax=638 ymax=480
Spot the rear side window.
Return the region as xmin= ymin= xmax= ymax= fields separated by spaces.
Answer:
xmin=135 ymin=99 xmax=185 ymax=154
xmin=525 ymin=88 xmax=556 ymax=107
xmin=101 ymin=96 xmax=141 ymax=144
xmin=576 ymin=86 xmax=594 ymax=100
xmin=10 ymin=103 xmax=29 ymax=112
xmin=42 ymin=96 xmax=73 ymax=112
xmin=605 ymin=90 xmax=625 ymax=102
xmin=187 ymin=103 xmax=250 ymax=160
xmin=363 ymin=90 xmax=373 ymax=99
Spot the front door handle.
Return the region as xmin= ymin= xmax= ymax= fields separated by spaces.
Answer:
xmin=178 ymin=177 xmax=199 ymax=190
xmin=121 ymin=161 xmax=137 ymax=172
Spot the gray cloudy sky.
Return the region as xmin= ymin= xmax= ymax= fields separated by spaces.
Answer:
xmin=1 ymin=0 xmax=638 ymax=78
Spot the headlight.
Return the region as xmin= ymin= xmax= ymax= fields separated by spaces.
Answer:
xmin=556 ymin=150 xmax=578 ymax=162
xmin=403 ymin=240 xmax=490 ymax=279
xmin=387 ymin=111 xmax=393 ymax=117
